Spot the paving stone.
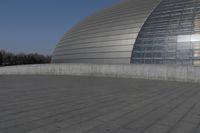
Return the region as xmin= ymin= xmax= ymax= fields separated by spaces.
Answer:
xmin=0 ymin=75 xmax=200 ymax=133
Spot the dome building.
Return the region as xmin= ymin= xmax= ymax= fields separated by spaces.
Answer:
xmin=52 ymin=0 xmax=200 ymax=66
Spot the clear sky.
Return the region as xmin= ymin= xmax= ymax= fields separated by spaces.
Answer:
xmin=0 ymin=0 xmax=120 ymax=55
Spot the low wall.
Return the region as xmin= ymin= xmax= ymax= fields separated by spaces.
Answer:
xmin=0 ymin=64 xmax=200 ymax=83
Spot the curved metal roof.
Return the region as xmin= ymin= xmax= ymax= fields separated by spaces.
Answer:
xmin=52 ymin=0 xmax=161 ymax=63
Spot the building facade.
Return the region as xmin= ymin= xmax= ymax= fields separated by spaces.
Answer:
xmin=52 ymin=0 xmax=200 ymax=65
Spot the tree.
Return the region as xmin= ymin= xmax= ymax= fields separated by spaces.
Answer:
xmin=0 ymin=50 xmax=51 ymax=67
xmin=0 ymin=51 xmax=3 ymax=66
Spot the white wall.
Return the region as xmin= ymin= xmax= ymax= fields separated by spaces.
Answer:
xmin=0 ymin=64 xmax=200 ymax=83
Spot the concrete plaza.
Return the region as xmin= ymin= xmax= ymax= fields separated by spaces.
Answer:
xmin=0 ymin=75 xmax=200 ymax=133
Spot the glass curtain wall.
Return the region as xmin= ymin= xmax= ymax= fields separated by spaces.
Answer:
xmin=131 ymin=0 xmax=200 ymax=66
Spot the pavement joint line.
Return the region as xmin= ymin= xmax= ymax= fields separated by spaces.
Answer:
xmin=141 ymin=90 xmax=200 ymax=133
xmin=0 ymin=83 xmax=166 ymax=123
xmin=0 ymin=75 xmax=200 ymax=133
xmin=55 ymin=85 xmax=190 ymax=133
xmin=83 ymin=87 xmax=194 ymax=133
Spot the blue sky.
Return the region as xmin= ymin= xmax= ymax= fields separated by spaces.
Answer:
xmin=0 ymin=0 xmax=119 ymax=55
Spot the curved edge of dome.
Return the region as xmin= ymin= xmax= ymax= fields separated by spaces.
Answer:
xmin=52 ymin=0 xmax=161 ymax=64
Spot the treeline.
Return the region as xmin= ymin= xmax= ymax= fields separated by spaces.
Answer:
xmin=0 ymin=50 xmax=51 ymax=66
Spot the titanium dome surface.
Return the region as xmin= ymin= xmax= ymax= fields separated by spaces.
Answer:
xmin=52 ymin=0 xmax=161 ymax=64
xmin=52 ymin=0 xmax=200 ymax=65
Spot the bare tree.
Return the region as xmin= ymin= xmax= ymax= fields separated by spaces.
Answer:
xmin=0 ymin=50 xmax=3 ymax=66
xmin=0 ymin=50 xmax=51 ymax=66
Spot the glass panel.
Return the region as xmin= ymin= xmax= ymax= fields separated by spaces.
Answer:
xmin=131 ymin=0 xmax=200 ymax=66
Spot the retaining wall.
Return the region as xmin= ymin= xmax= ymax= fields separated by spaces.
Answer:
xmin=0 ymin=64 xmax=200 ymax=83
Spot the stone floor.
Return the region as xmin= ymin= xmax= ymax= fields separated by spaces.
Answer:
xmin=0 ymin=75 xmax=200 ymax=133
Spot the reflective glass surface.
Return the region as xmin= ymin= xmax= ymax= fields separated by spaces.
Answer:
xmin=131 ymin=0 xmax=200 ymax=66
